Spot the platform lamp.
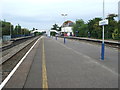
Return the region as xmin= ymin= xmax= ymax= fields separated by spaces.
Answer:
xmin=61 ymin=13 xmax=67 ymax=44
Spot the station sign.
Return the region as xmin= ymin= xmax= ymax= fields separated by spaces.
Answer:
xmin=99 ymin=19 xmax=108 ymax=26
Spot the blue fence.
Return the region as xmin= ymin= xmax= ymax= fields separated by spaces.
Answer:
xmin=11 ymin=34 xmax=32 ymax=38
xmin=3 ymin=35 xmax=11 ymax=41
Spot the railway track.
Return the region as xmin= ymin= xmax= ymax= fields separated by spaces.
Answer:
xmin=1 ymin=36 xmax=40 ymax=81
xmin=1 ymin=36 xmax=35 ymax=51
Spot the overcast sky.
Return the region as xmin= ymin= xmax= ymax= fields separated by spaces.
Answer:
xmin=0 ymin=0 xmax=119 ymax=30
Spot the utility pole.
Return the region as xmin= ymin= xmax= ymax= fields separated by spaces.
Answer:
xmin=17 ymin=25 xmax=18 ymax=36
xmin=118 ymin=1 xmax=120 ymax=21
xmin=61 ymin=13 xmax=67 ymax=44
xmin=101 ymin=0 xmax=105 ymax=60
xmin=10 ymin=23 xmax=12 ymax=38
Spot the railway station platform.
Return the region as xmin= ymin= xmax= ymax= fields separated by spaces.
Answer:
xmin=1 ymin=36 xmax=118 ymax=89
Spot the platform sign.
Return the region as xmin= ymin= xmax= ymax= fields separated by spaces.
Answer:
xmin=99 ymin=19 xmax=108 ymax=26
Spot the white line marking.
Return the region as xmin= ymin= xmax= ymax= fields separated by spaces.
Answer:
xmin=54 ymin=39 xmax=118 ymax=76
xmin=0 ymin=36 xmax=43 ymax=90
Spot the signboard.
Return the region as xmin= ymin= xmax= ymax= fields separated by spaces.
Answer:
xmin=99 ymin=19 xmax=108 ymax=26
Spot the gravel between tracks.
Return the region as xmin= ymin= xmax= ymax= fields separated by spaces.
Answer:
xmin=1 ymin=36 xmax=40 ymax=81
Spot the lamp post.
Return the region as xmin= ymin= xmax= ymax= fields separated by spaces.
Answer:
xmin=119 ymin=1 xmax=120 ymax=21
xmin=10 ymin=23 xmax=12 ymax=39
xmin=61 ymin=13 xmax=67 ymax=44
xmin=101 ymin=0 xmax=105 ymax=60
xmin=21 ymin=25 xmax=22 ymax=37
xmin=17 ymin=25 xmax=18 ymax=36
xmin=0 ymin=20 xmax=2 ymax=42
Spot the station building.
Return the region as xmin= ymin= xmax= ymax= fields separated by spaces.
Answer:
xmin=61 ymin=20 xmax=74 ymax=36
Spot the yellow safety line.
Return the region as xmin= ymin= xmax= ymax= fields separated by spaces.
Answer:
xmin=42 ymin=38 xmax=48 ymax=90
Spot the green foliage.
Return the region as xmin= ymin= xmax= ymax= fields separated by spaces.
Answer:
xmin=1 ymin=21 xmax=11 ymax=35
xmin=104 ymin=14 xmax=118 ymax=39
xmin=88 ymin=18 xmax=102 ymax=39
xmin=106 ymin=14 xmax=118 ymax=20
xmin=51 ymin=24 xmax=61 ymax=31
xmin=118 ymin=21 xmax=120 ymax=39
xmin=72 ymin=14 xmax=118 ymax=40
xmin=34 ymin=32 xmax=42 ymax=36
xmin=1 ymin=13 xmax=118 ymax=40
xmin=114 ymin=20 xmax=120 ymax=40
xmin=0 ymin=21 xmax=2 ymax=37
xmin=14 ymin=24 xmax=22 ymax=35
xmin=58 ymin=26 xmax=62 ymax=31
xmin=112 ymin=28 xmax=119 ymax=39
xmin=72 ymin=19 xmax=88 ymax=37
xmin=51 ymin=24 xmax=61 ymax=36
xmin=22 ymin=28 xmax=30 ymax=35
xmin=50 ymin=32 xmax=56 ymax=36
xmin=0 ymin=20 xmax=30 ymax=37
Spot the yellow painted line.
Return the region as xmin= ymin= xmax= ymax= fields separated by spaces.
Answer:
xmin=42 ymin=38 xmax=48 ymax=89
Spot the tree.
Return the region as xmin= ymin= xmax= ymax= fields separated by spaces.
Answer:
xmin=112 ymin=28 xmax=119 ymax=39
xmin=58 ymin=26 xmax=62 ymax=31
xmin=0 ymin=21 xmax=2 ymax=37
xmin=105 ymin=14 xmax=118 ymax=39
xmin=50 ymin=32 xmax=56 ymax=36
xmin=14 ymin=25 xmax=18 ymax=35
xmin=72 ymin=19 xmax=88 ymax=37
xmin=118 ymin=21 xmax=120 ymax=39
xmin=0 ymin=20 xmax=31 ymax=38
xmin=51 ymin=24 xmax=60 ymax=31
xmin=33 ymin=28 xmax=35 ymax=31
xmin=87 ymin=18 xmax=102 ymax=39
xmin=2 ymin=21 xmax=12 ymax=35
xmin=17 ymin=24 xmax=22 ymax=35
xmin=14 ymin=24 xmax=22 ymax=35
xmin=22 ymin=28 xmax=30 ymax=36
xmin=107 ymin=14 xmax=118 ymax=20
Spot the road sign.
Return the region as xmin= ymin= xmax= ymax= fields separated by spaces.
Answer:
xmin=99 ymin=19 xmax=108 ymax=26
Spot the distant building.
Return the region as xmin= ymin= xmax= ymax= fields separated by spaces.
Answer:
xmin=61 ymin=20 xmax=74 ymax=36
xmin=118 ymin=1 xmax=120 ymax=20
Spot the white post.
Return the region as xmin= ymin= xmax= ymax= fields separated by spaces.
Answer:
xmin=63 ymin=16 xmax=65 ymax=37
xmin=17 ymin=25 xmax=18 ymax=35
xmin=103 ymin=0 xmax=105 ymax=43
xmin=61 ymin=14 xmax=67 ymax=44
xmin=10 ymin=23 xmax=12 ymax=39
xmin=101 ymin=0 xmax=105 ymax=60
xmin=102 ymin=25 xmax=104 ymax=43
xmin=10 ymin=23 xmax=11 ymax=36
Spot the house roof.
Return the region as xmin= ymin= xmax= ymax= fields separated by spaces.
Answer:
xmin=62 ymin=20 xmax=74 ymax=27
